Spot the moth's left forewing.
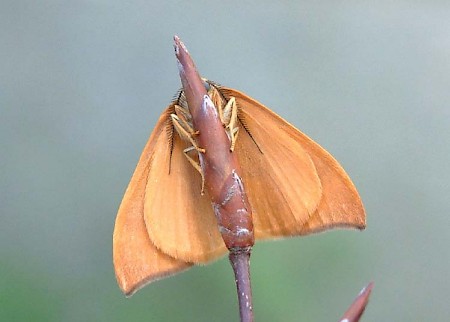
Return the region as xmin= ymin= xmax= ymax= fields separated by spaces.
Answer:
xmin=217 ymin=88 xmax=323 ymax=239
xmin=297 ymin=137 xmax=366 ymax=234
xmin=221 ymin=87 xmax=365 ymax=238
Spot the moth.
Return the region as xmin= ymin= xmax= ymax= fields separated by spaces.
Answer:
xmin=113 ymin=80 xmax=366 ymax=296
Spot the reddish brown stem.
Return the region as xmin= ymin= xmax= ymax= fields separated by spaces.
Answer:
xmin=173 ymin=35 xmax=254 ymax=250
xmin=339 ymin=282 xmax=374 ymax=322
xmin=229 ymin=251 xmax=253 ymax=322
xmin=174 ymin=35 xmax=254 ymax=322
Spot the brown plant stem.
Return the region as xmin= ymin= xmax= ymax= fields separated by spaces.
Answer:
xmin=229 ymin=251 xmax=253 ymax=322
xmin=174 ymin=35 xmax=255 ymax=322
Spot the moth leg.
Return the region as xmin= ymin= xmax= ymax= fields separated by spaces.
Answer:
xmin=171 ymin=113 xmax=206 ymax=193
xmin=183 ymin=146 xmax=205 ymax=194
xmin=171 ymin=114 xmax=206 ymax=153
xmin=174 ymin=104 xmax=192 ymax=125
xmin=229 ymin=126 xmax=239 ymax=152
xmin=221 ymin=97 xmax=239 ymax=152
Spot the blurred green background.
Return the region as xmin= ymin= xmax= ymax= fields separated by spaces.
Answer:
xmin=2 ymin=1 xmax=449 ymax=321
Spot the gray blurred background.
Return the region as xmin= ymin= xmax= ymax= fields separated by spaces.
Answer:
xmin=1 ymin=1 xmax=449 ymax=321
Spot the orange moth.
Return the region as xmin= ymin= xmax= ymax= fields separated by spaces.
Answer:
xmin=113 ymin=41 xmax=366 ymax=297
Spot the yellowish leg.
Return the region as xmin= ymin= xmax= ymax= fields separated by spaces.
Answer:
xmin=171 ymin=114 xmax=205 ymax=153
xmin=171 ymin=113 xmax=206 ymax=193
xmin=219 ymin=96 xmax=233 ymax=125
xmin=183 ymin=146 xmax=205 ymax=194
xmin=220 ymin=97 xmax=239 ymax=152
xmin=174 ymin=104 xmax=192 ymax=124
xmin=228 ymin=126 xmax=239 ymax=152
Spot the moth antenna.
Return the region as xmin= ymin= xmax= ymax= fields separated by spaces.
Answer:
xmin=166 ymin=108 xmax=176 ymax=175
xmin=172 ymin=88 xmax=183 ymax=103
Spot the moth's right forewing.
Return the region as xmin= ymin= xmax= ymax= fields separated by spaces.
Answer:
xmin=113 ymin=109 xmax=192 ymax=296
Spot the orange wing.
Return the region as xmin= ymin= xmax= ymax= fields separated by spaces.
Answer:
xmin=114 ymin=107 xmax=227 ymax=295
xmin=113 ymin=110 xmax=193 ymax=296
xmin=144 ymin=112 xmax=227 ymax=264
xmin=221 ymin=88 xmax=366 ymax=238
